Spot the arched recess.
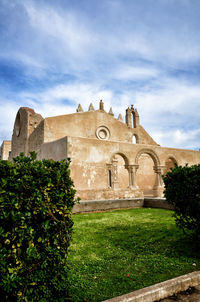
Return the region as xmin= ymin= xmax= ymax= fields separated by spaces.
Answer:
xmin=135 ymin=149 xmax=160 ymax=197
xmin=107 ymin=153 xmax=129 ymax=189
xmin=164 ymin=156 xmax=178 ymax=175
xmin=135 ymin=149 xmax=160 ymax=166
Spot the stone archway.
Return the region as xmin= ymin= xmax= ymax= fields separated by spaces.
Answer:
xmin=107 ymin=153 xmax=129 ymax=189
xmin=135 ymin=149 xmax=162 ymax=197
xmin=164 ymin=156 xmax=178 ymax=175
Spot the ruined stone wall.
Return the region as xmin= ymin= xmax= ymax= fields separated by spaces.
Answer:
xmin=28 ymin=120 xmax=44 ymax=155
xmin=11 ymin=107 xmax=43 ymax=158
xmin=0 ymin=141 xmax=11 ymax=160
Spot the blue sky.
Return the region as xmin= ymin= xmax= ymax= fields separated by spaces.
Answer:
xmin=0 ymin=0 xmax=200 ymax=149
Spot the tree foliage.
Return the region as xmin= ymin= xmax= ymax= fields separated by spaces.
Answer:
xmin=0 ymin=152 xmax=77 ymax=301
xmin=163 ymin=164 xmax=200 ymax=240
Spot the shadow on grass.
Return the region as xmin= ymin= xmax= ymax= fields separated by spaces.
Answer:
xmin=105 ymin=223 xmax=200 ymax=259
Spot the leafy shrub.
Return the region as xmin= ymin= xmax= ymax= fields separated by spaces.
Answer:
xmin=0 ymin=152 xmax=77 ymax=301
xmin=163 ymin=164 xmax=200 ymax=240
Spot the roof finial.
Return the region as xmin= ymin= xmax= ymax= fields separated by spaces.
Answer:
xmin=118 ymin=114 xmax=123 ymax=122
xmin=88 ymin=103 xmax=95 ymax=111
xmin=76 ymin=104 xmax=84 ymax=112
xmin=99 ymin=100 xmax=104 ymax=111
xmin=109 ymin=107 xmax=114 ymax=116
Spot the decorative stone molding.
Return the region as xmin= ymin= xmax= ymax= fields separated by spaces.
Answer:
xmin=96 ymin=126 xmax=110 ymax=140
xmin=135 ymin=148 xmax=161 ymax=166
xmin=125 ymin=164 xmax=139 ymax=188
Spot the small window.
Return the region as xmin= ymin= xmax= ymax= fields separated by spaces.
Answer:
xmin=132 ymin=135 xmax=137 ymax=144
xmin=108 ymin=170 xmax=112 ymax=187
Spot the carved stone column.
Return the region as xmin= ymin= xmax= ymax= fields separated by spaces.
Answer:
xmin=132 ymin=164 xmax=139 ymax=188
xmin=125 ymin=164 xmax=139 ymax=188
xmin=125 ymin=165 xmax=132 ymax=188
xmin=153 ymin=165 xmax=165 ymax=197
xmin=153 ymin=166 xmax=162 ymax=187
xmin=154 ymin=166 xmax=165 ymax=187
xmin=112 ymin=157 xmax=118 ymax=189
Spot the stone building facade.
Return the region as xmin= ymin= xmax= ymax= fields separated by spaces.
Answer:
xmin=7 ymin=101 xmax=200 ymax=201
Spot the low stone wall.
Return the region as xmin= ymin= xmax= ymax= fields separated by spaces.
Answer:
xmin=144 ymin=197 xmax=173 ymax=210
xmin=72 ymin=197 xmax=173 ymax=214
xmin=72 ymin=198 xmax=144 ymax=214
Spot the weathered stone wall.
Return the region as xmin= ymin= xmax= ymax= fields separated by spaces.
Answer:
xmin=11 ymin=107 xmax=43 ymax=157
xmin=137 ymin=125 xmax=158 ymax=145
xmin=64 ymin=136 xmax=200 ymax=200
xmin=43 ymin=110 xmax=157 ymax=145
xmin=28 ymin=120 xmax=44 ymax=154
xmin=0 ymin=141 xmax=11 ymax=160
xmin=9 ymin=103 xmax=200 ymax=201
xmin=38 ymin=137 xmax=68 ymax=161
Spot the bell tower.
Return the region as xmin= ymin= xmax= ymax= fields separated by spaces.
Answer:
xmin=126 ymin=105 xmax=140 ymax=128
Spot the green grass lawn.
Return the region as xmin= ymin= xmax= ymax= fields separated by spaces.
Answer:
xmin=68 ymin=208 xmax=200 ymax=302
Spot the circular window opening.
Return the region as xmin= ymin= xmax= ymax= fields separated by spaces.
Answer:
xmin=96 ymin=126 xmax=110 ymax=140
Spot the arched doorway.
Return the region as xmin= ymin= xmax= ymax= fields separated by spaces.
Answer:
xmin=135 ymin=149 xmax=160 ymax=197
xmin=108 ymin=153 xmax=129 ymax=189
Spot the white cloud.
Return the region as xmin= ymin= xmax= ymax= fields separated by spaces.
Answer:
xmin=112 ymin=65 xmax=160 ymax=80
xmin=1 ymin=0 xmax=200 ymax=151
xmin=153 ymin=128 xmax=200 ymax=149
xmin=0 ymin=99 xmax=20 ymax=142
xmin=19 ymin=83 xmax=115 ymax=118
xmin=1 ymin=77 xmax=200 ymax=150
xmin=22 ymin=1 xmax=94 ymax=65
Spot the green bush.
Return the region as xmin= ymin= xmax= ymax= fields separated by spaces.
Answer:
xmin=163 ymin=164 xmax=200 ymax=240
xmin=0 ymin=152 xmax=77 ymax=301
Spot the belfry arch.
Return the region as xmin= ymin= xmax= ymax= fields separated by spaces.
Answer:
xmin=132 ymin=134 xmax=139 ymax=144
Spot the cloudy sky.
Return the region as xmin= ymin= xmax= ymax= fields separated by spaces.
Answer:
xmin=0 ymin=0 xmax=200 ymax=149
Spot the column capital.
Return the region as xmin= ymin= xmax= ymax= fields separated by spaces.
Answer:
xmin=125 ymin=164 xmax=139 ymax=171
xmin=154 ymin=165 xmax=165 ymax=174
xmin=106 ymin=163 xmax=112 ymax=168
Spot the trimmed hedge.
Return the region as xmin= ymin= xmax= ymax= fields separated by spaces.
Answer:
xmin=0 ymin=152 xmax=77 ymax=301
xmin=163 ymin=164 xmax=200 ymax=240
